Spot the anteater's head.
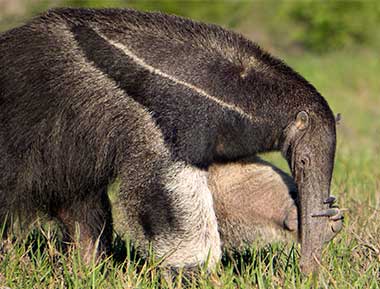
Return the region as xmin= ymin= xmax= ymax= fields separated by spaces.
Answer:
xmin=281 ymin=98 xmax=337 ymax=274
xmin=239 ymin=45 xmax=338 ymax=273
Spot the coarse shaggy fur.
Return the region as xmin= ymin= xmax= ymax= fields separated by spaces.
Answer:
xmin=0 ymin=8 xmax=336 ymax=270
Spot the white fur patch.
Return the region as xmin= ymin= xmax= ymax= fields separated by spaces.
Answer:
xmin=95 ymin=31 xmax=253 ymax=122
xmin=161 ymin=163 xmax=221 ymax=269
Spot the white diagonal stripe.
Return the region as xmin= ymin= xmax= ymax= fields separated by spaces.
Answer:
xmin=95 ymin=31 xmax=253 ymax=122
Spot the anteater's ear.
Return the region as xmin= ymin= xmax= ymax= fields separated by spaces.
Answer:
xmin=295 ymin=111 xmax=309 ymax=130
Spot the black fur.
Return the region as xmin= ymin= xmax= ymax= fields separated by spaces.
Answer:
xmin=0 ymin=8 xmax=336 ymax=266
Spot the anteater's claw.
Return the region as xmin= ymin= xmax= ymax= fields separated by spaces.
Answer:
xmin=331 ymin=216 xmax=343 ymax=233
xmin=330 ymin=211 xmax=344 ymax=221
xmin=312 ymin=204 xmax=344 ymax=243
xmin=324 ymin=195 xmax=337 ymax=205
xmin=283 ymin=196 xmax=344 ymax=242
xmin=312 ymin=208 xmax=340 ymax=218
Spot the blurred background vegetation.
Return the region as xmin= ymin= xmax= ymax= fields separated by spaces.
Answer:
xmin=1 ymin=0 xmax=380 ymax=54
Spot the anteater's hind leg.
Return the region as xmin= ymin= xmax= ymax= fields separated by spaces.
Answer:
xmin=0 ymin=188 xmax=11 ymax=239
xmin=55 ymin=188 xmax=113 ymax=263
xmin=0 ymin=153 xmax=12 ymax=239
xmin=0 ymin=207 xmax=10 ymax=240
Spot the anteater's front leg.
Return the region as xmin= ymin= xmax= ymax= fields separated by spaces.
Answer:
xmin=118 ymin=162 xmax=222 ymax=271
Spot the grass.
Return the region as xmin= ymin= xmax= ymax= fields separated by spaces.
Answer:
xmin=1 ymin=11 xmax=380 ymax=289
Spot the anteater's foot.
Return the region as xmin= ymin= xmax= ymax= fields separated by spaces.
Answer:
xmin=312 ymin=195 xmax=344 ymax=242
xmin=283 ymin=195 xmax=344 ymax=243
